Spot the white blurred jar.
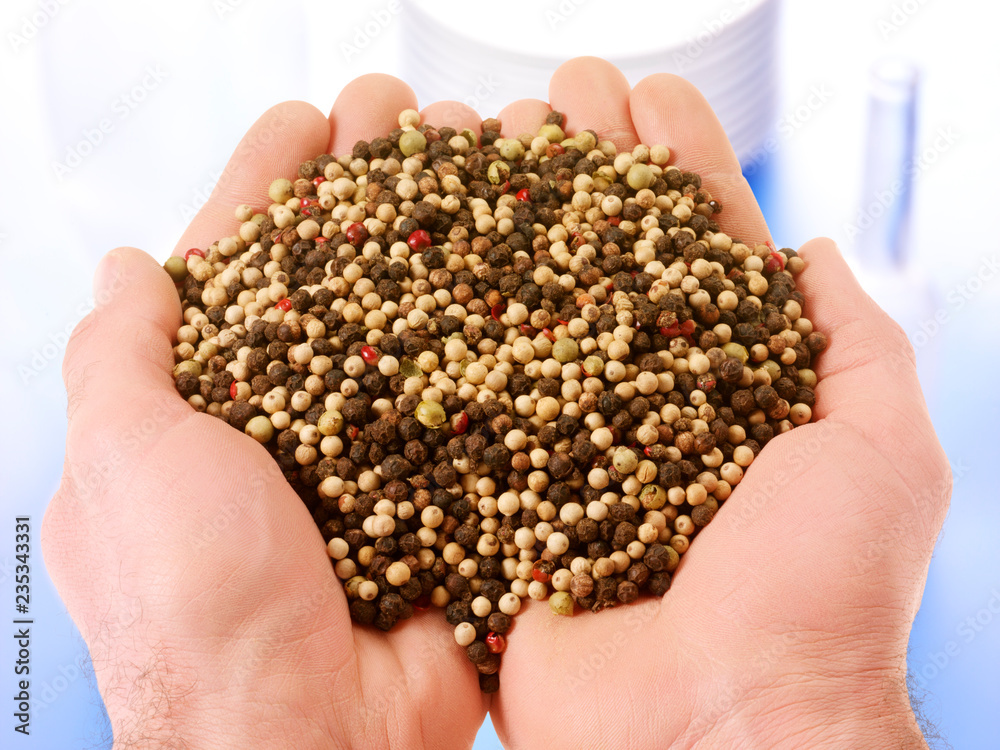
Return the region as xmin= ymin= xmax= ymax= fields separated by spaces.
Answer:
xmin=402 ymin=0 xmax=780 ymax=164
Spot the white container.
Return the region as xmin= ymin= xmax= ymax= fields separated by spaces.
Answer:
xmin=403 ymin=0 xmax=780 ymax=164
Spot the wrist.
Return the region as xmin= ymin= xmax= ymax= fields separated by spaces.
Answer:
xmin=100 ymin=653 xmax=338 ymax=750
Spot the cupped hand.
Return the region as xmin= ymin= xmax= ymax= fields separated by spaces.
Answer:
xmin=42 ymin=77 xmax=490 ymax=750
xmin=487 ymin=58 xmax=950 ymax=749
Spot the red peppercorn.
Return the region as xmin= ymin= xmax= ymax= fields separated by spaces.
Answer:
xmin=361 ymin=345 xmax=378 ymax=365
xmin=347 ymin=425 xmax=359 ymax=440
xmin=519 ymin=323 xmax=536 ymax=336
xmin=407 ymin=229 xmax=431 ymax=252
xmin=184 ymin=248 xmax=204 ymax=261
xmin=451 ymin=411 xmax=469 ymax=434
xmin=532 ymin=568 xmax=551 ymax=583
xmin=229 ymin=381 xmax=238 ymax=400
xmin=608 ymin=216 xmax=621 ymax=226
xmin=500 ymin=180 xmax=511 ymax=195
xmin=541 ymin=328 xmax=555 ymax=342
xmin=680 ymin=319 xmax=696 ymax=336
xmin=312 ymin=176 xmax=326 ymax=187
xmin=485 ymin=632 xmax=506 ymax=654
xmin=516 ymin=188 xmax=531 ymax=202
xmin=766 ymin=251 xmax=786 ymax=273
xmin=491 ymin=303 xmax=506 ymax=321
xmin=275 ymin=298 xmax=292 ymax=312
xmin=412 ymin=595 xmax=431 ymax=610
xmin=315 ymin=236 xmax=328 ymax=243
xmin=346 ymin=222 xmax=369 ymax=246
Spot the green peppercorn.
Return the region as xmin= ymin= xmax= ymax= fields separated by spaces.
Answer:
xmin=498 ymin=139 xmax=525 ymax=161
xmin=317 ymin=410 xmax=344 ymax=436
xmin=399 ymin=130 xmax=427 ymax=157
xmin=173 ymin=360 xmax=202 ymax=379
xmin=538 ymin=123 xmax=565 ymax=143
xmin=163 ymin=256 xmax=188 ymax=283
xmin=627 ymin=163 xmax=654 ymax=191
xmin=582 ymin=355 xmax=604 ymax=377
xmin=723 ymin=342 xmax=750 ymax=364
xmin=549 ymin=591 xmax=574 ymax=616
xmin=399 ymin=358 xmax=422 ymax=378
xmin=415 ymin=401 xmax=446 ymax=428
xmin=245 ymin=415 xmax=274 ymax=444
xmin=487 ymin=160 xmax=511 ymax=185
xmin=639 ymin=484 xmax=667 ymax=511
xmin=552 ymin=337 xmax=579 ymax=363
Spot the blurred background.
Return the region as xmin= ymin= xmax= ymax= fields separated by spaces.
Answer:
xmin=0 ymin=0 xmax=996 ymax=747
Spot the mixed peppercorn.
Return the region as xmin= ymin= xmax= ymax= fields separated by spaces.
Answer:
xmin=168 ymin=109 xmax=825 ymax=693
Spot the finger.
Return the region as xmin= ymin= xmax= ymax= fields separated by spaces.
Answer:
xmin=420 ymin=101 xmax=483 ymax=137
xmin=630 ymin=73 xmax=771 ymax=245
xmin=63 ymin=248 xmax=189 ymax=468
xmin=174 ymin=101 xmax=331 ymax=256
xmin=549 ymin=57 xmax=638 ymax=152
xmin=328 ymin=74 xmax=418 ymax=156
xmin=497 ymin=98 xmax=552 ymax=139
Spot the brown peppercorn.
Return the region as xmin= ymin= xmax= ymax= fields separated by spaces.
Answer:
xmin=466 ymin=641 xmax=488 ymax=664
xmin=617 ymin=581 xmax=639 ymax=604
xmin=648 ymin=572 xmax=672 ymax=597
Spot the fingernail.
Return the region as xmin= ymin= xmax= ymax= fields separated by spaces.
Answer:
xmin=93 ymin=251 xmax=122 ymax=305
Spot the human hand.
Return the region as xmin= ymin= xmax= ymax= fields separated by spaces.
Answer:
xmin=487 ymin=57 xmax=950 ymax=749
xmin=42 ymin=77 xmax=492 ymax=750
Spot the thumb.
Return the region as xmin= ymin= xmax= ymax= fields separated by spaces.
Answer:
xmin=63 ymin=247 xmax=189 ymax=470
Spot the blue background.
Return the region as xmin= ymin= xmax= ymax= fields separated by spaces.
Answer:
xmin=1 ymin=1 xmax=997 ymax=748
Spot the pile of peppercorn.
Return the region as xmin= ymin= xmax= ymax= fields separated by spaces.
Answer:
xmin=166 ymin=109 xmax=825 ymax=693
